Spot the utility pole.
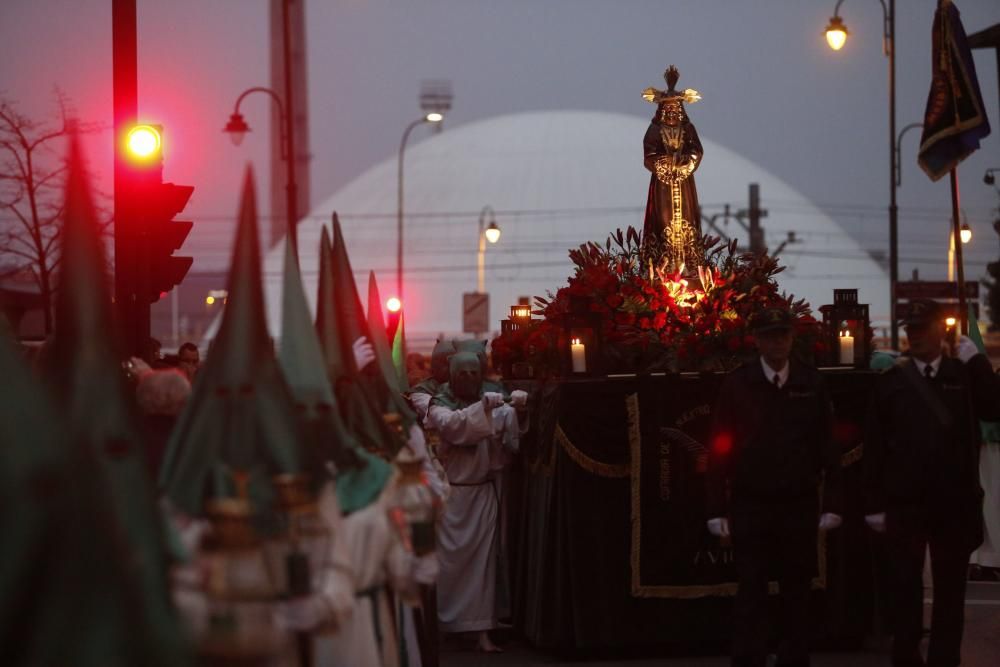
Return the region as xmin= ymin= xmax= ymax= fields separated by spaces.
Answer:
xmin=744 ymin=183 xmax=768 ymax=255
xmin=112 ymin=0 xmax=145 ymax=358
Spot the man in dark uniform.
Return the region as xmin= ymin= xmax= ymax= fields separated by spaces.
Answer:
xmin=864 ymin=299 xmax=1000 ymax=667
xmin=706 ymin=307 xmax=843 ymax=667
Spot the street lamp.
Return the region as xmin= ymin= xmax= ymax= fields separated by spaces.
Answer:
xmin=894 ymin=122 xmax=922 ymax=187
xmin=224 ymin=85 xmax=298 ymax=254
xmin=824 ymin=0 xmax=898 ymax=348
xmin=478 ymin=206 xmax=501 ymax=293
xmin=948 ymin=222 xmax=972 ymax=282
xmin=397 ymin=82 xmax=452 ymax=303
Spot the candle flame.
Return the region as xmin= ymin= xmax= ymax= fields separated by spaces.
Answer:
xmin=571 ymin=337 xmax=582 ymax=345
xmin=840 ymin=330 xmax=849 ymax=337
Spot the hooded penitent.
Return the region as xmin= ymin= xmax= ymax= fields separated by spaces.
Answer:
xmin=454 ymin=338 xmax=507 ymax=395
xmin=160 ymin=168 xmax=303 ymax=521
xmin=279 ymin=232 xmax=390 ymax=514
xmin=35 ymin=131 xmax=189 ymax=664
xmin=366 ymin=271 xmax=416 ymax=429
xmin=412 ymin=338 xmax=456 ymax=397
xmin=320 ymin=214 xmax=406 ymax=457
xmin=432 ymin=351 xmax=485 ymax=410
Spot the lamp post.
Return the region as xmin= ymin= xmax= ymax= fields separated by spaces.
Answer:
xmin=947 ymin=222 xmax=972 ymax=282
xmin=396 ymin=111 xmax=443 ymax=302
xmin=477 ymin=206 xmax=501 ymax=294
xmin=224 ymin=86 xmax=298 ymax=255
xmin=825 ymin=0 xmax=897 ymax=348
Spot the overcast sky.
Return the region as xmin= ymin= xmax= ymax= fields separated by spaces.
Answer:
xmin=2 ymin=0 xmax=999 ymax=292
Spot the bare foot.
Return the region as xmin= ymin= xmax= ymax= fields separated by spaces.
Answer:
xmin=476 ymin=632 xmax=503 ymax=653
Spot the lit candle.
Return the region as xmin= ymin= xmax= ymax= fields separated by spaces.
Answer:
xmin=571 ymin=337 xmax=587 ymax=373
xmin=839 ymin=331 xmax=854 ymax=365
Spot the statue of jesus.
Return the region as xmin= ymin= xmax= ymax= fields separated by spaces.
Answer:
xmin=641 ymin=66 xmax=705 ymax=272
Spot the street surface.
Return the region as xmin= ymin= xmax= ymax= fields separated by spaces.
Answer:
xmin=442 ymin=581 xmax=1000 ymax=666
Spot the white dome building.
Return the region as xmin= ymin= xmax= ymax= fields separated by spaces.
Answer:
xmin=260 ymin=111 xmax=888 ymax=347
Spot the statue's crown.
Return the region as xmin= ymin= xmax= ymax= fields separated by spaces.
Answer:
xmin=642 ymin=64 xmax=701 ymax=106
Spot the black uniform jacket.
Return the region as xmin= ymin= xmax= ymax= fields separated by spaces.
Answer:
xmin=706 ymin=358 xmax=841 ymax=519
xmin=864 ymin=354 xmax=1000 ymax=537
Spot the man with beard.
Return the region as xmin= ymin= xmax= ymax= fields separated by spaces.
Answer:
xmin=427 ymin=352 xmax=526 ymax=653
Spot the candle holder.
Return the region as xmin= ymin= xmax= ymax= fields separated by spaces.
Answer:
xmin=560 ymin=302 xmax=602 ymax=377
xmin=819 ymin=289 xmax=870 ymax=369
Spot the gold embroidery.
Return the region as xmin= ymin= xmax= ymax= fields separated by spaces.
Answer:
xmin=629 ymin=393 xmax=828 ymax=598
xmin=554 ymin=424 xmax=629 ymax=478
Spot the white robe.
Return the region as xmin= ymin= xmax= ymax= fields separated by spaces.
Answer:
xmin=317 ymin=483 xmax=429 ymax=667
xmin=972 ymin=442 xmax=1000 ymax=568
xmin=168 ymin=483 xmax=356 ymax=666
xmin=427 ymin=401 xmax=520 ymax=633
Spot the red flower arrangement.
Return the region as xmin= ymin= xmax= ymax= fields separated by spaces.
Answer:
xmin=492 ymin=227 xmax=828 ymax=374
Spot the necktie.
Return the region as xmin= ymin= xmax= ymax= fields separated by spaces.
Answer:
xmin=773 ymin=373 xmax=781 ymax=388
xmin=924 ymin=365 xmax=934 ymax=380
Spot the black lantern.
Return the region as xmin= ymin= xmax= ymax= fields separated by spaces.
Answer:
xmin=819 ymin=289 xmax=870 ymax=369
xmin=501 ymin=304 xmax=532 ymax=337
xmin=560 ymin=296 xmax=602 ymax=377
xmin=499 ymin=304 xmax=536 ymax=379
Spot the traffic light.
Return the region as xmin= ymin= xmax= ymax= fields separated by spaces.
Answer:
xmin=146 ymin=182 xmax=194 ymax=302
xmin=122 ymin=123 xmax=194 ymax=303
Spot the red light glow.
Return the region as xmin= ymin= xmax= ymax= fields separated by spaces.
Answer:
xmin=711 ymin=432 xmax=733 ymax=455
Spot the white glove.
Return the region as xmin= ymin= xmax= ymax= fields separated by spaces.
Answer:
xmin=273 ymin=595 xmax=333 ymax=632
xmin=865 ymin=512 xmax=887 ymax=533
xmin=818 ymin=513 xmax=843 ymax=531
xmin=481 ymin=392 xmax=505 ymax=411
xmin=706 ymin=517 xmax=730 ymax=538
xmin=510 ymin=389 xmax=528 ymax=408
xmin=956 ymin=335 xmax=979 ymax=363
xmin=352 ymin=336 xmax=375 ymax=370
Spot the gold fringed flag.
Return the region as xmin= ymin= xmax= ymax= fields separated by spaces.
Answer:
xmin=917 ymin=0 xmax=991 ymax=182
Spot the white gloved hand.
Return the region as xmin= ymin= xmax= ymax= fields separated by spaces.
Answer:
xmin=273 ymin=595 xmax=333 ymax=632
xmin=956 ymin=335 xmax=979 ymax=363
xmin=352 ymin=336 xmax=375 ymax=371
xmin=510 ymin=389 xmax=528 ymax=408
xmin=706 ymin=517 xmax=730 ymax=538
xmin=818 ymin=513 xmax=843 ymax=531
xmin=864 ymin=512 xmax=887 ymax=533
xmin=481 ymin=392 xmax=505 ymax=411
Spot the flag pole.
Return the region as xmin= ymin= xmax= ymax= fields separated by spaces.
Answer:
xmin=950 ymin=168 xmax=968 ymax=335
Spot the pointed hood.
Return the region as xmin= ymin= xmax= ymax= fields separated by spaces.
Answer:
xmin=40 ymin=131 xmax=188 ymax=663
xmin=1 ymin=322 xmax=190 ymax=664
xmin=281 ymin=232 xmax=338 ymax=410
xmin=330 ymin=213 xmax=370 ymax=372
xmin=314 ymin=214 xmax=405 ymax=458
xmin=367 ymin=271 xmax=415 ymax=426
xmin=315 ymin=225 xmax=349 ymax=381
xmin=392 ymin=311 xmax=410 ymax=392
xmin=161 ymin=168 xmax=303 ymax=517
xmin=279 ymin=234 xmax=391 ymax=512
